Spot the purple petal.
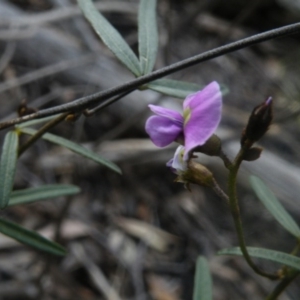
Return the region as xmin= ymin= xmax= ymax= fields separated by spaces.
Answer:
xmin=145 ymin=115 xmax=183 ymax=147
xmin=265 ymin=96 xmax=272 ymax=105
xmin=183 ymin=81 xmax=220 ymax=110
xmin=183 ymin=82 xmax=222 ymax=160
xmin=148 ymin=105 xmax=183 ymax=125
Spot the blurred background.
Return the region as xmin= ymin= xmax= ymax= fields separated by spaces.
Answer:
xmin=0 ymin=0 xmax=300 ymax=299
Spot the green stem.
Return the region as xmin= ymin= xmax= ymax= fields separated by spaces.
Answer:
xmin=276 ymin=240 xmax=300 ymax=279
xmin=219 ymin=149 xmax=233 ymax=169
xmin=84 ymin=89 xmax=135 ymax=115
xmin=18 ymin=112 xmax=69 ymax=157
xmin=265 ymin=270 xmax=299 ymax=300
xmin=228 ymin=141 xmax=279 ymax=280
xmin=212 ymin=178 xmax=229 ymax=204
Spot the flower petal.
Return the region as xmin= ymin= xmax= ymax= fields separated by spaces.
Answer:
xmin=183 ymin=81 xmax=220 ymax=110
xmin=145 ymin=115 xmax=183 ymax=147
xmin=148 ymin=105 xmax=183 ymax=125
xmin=171 ymin=146 xmax=187 ymax=171
xmin=183 ymin=81 xmax=222 ymax=160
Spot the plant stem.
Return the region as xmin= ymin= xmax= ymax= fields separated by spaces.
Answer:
xmin=84 ymin=89 xmax=135 ymax=115
xmin=212 ymin=179 xmax=229 ymax=204
xmin=219 ymin=149 xmax=233 ymax=169
xmin=18 ymin=112 xmax=69 ymax=157
xmin=228 ymin=141 xmax=279 ymax=280
xmin=2 ymin=22 xmax=300 ymax=129
xmin=265 ymin=270 xmax=299 ymax=300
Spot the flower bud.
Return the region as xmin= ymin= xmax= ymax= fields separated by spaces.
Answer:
xmin=193 ymin=134 xmax=222 ymax=156
xmin=241 ymin=97 xmax=273 ymax=146
xmin=18 ymin=99 xmax=37 ymax=117
xmin=65 ymin=113 xmax=81 ymax=122
xmin=176 ymin=160 xmax=215 ymax=188
xmin=243 ymin=146 xmax=263 ymax=161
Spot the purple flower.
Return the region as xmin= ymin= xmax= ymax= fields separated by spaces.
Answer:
xmin=145 ymin=81 xmax=222 ymax=160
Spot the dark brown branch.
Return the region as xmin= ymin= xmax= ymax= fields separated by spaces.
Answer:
xmin=1 ymin=22 xmax=300 ymax=130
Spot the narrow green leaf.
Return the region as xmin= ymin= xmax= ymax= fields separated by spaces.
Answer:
xmin=193 ymin=256 xmax=213 ymax=300
xmin=77 ymin=0 xmax=141 ymax=76
xmin=146 ymin=79 xmax=229 ymax=98
xmin=146 ymin=79 xmax=202 ymax=98
xmin=0 ymin=217 xmax=66 ymax=256
xmin=250 ymin=175 xmax=300 ymax=238
xmin=18 ymin=115 xmax=59 ymax=128
xmin=138 ymin=0 xmax=158 ymax=74
xmin=9 ymin=184 xmax=81 ymax=206
xmin=218 ymin=247 xmax=300 ymax=271
xmin=0 ymin=131 xmax=19 ymax=209
xmin=19 ymin=127 xmax=121 ymax=174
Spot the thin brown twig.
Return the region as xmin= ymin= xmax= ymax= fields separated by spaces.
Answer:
xmin=84 ymin=89 xmax=135 ymax=116
xmin=1 ymin=22 xmax=300 ymax=130
xmin=18 ymin=112 xmax=68 ymax=157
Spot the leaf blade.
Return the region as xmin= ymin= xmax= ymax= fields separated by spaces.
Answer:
xmin=77 ymin=0 xmax=141 ymax=76
xmin=19 ymin=127 xmax=121 ymax=174
xmin=0 ymin=217 xmax=66 ymax=256
xmin=138 ymin=0 xmax=158 ymax=74
xmin=18 ymin=115 xmax=59 ymax=128
xmin=146 ymin=79 xmax=202 ymax=98
xmin=146 ymin=79 xmax=229 ymax=98
xmin=193 ymin=256 xmax=213 ymax=300
xmin=0 ymin=131 xmax=19 ymax=209
xmin=9 ymin=184 xmax=81 ymax=206
xmin=250 ymin=175 xmax=300 ymax=238
xmin=218 ymin=247 xmax=300 ymax=271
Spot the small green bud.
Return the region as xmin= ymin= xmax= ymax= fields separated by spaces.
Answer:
xmin=194 ymin=134 xmax=222 ymax=156
xmin=243 ymin=147 xmax=263 ymax=161
xmin=176 ymin=161 xmax=215 ymax=188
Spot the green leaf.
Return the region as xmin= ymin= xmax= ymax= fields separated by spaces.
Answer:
xmin=138 ymin=0 xmax=158 ymax=74
xmin=9 ymin=184 xmax=81 ymax=206
xmin=193 ymin=256 xmax=213 ymax=300
xmin=19 ymin=127 xmax=122 ymax=174
xmin=218 ymin=247 xmax=300 ymax=271
xmin=146 ymin=79 xmax=229 ymax=98
xmin=77 ymin=0 xmax=141 ymax=76
xmin=146 ymin=79 xmax=203 ymax=98
xmin=0 ymin=131 xmax=19 ymax=209
xmin=17 ymin=115 xmax=59 ymax=128
xmin=0 ymin=217 xmax=66 ymax=256
xmin=250 ymin=175 xmax=300 ymax=238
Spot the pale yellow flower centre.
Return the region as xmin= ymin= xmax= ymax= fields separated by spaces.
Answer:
xmin=183 ymin=107 xmax=191 ymax=126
